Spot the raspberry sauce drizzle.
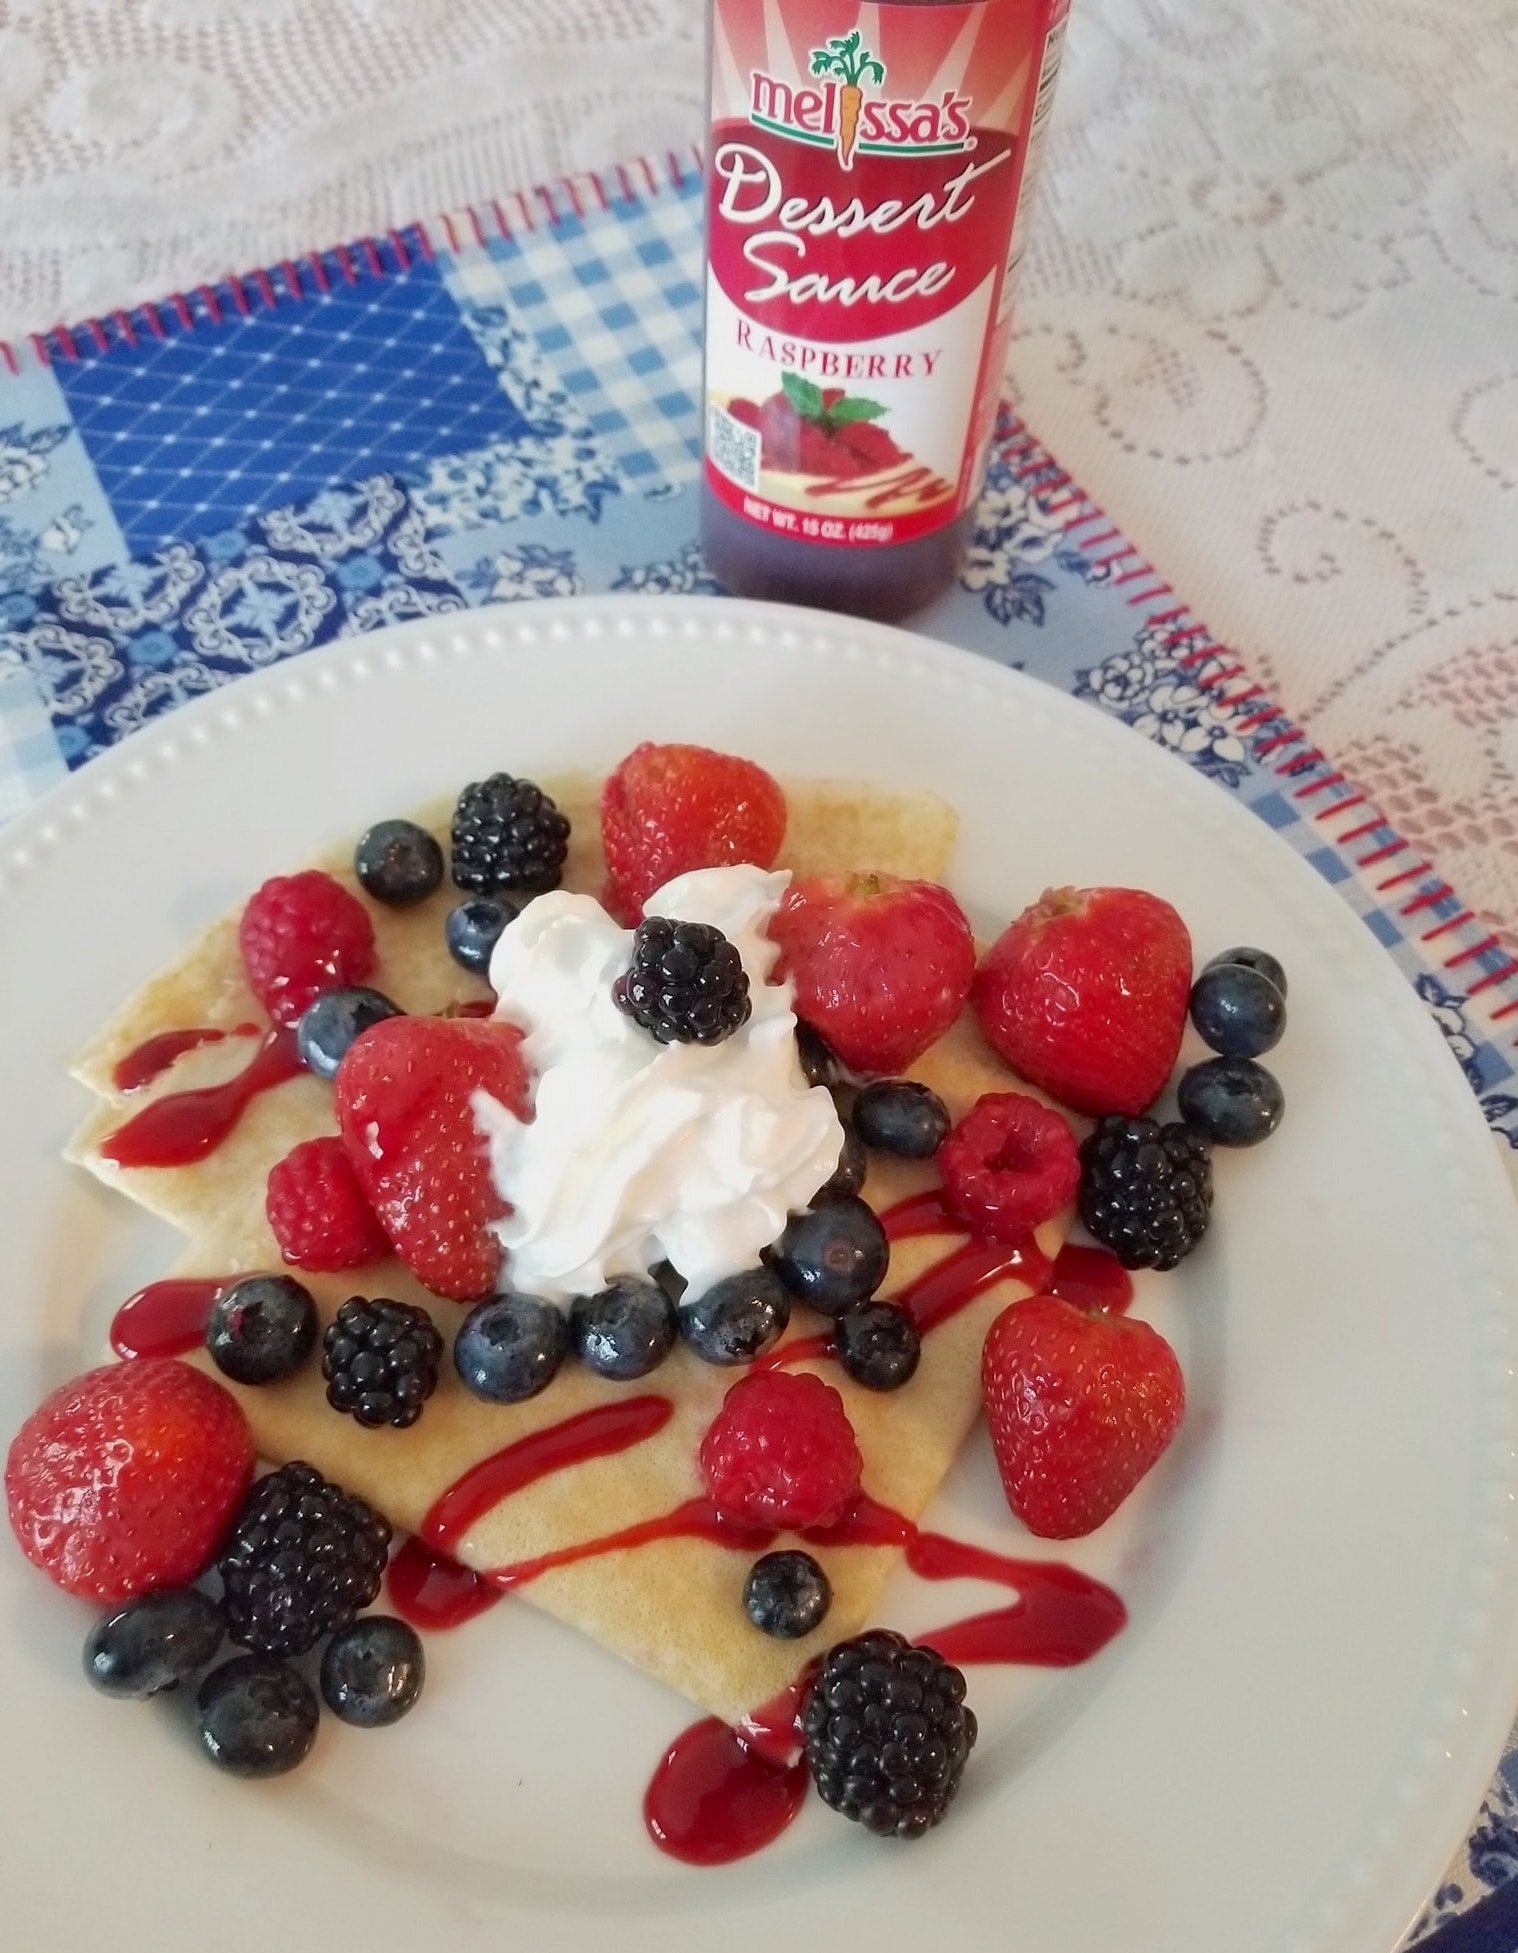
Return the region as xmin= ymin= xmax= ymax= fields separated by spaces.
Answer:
xmin=111 ymin=1024 xmax=257 ymax=1093
xmin=109 ymin=1276 xmax=229 ymax=1358
xmin=1046 ymin=1243 xmax=1134 ymax=1314
xmin=644 ymin=1722 xmax=810 ymax=1866
xmin=100 ymin=1027 xmax=303 ymax=1169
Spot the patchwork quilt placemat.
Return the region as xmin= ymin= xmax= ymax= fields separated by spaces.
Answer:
xmin=1 ymin=152 xmax=1515 ymax=1946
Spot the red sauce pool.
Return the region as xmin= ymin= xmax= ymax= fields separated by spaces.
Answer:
xmin=109 ymin=1276 xmax=229 ymax=1359
xmin=111 ymin=1024 xmax=257 ymax=1093
xmin=1045 ymin=1243 xmax=1134 ymax=1314
xmin=644 ymin=1720 xmax=810 ymax=1866
xmin=100 ymin=1027 xmax=302 ymax=1169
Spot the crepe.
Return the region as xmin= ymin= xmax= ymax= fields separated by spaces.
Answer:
xmin=65 ymin=773 xmax=1066 ymax=1725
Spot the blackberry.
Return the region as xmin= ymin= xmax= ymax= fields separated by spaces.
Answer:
xmin=451 ymin=772 xmax=570 ymax=897
xmin=1078 ymin=1115 xmax=1213 ymax=1271
xmin=322 ymin=1296 xmax=443 ymax=1429
xmin=613 ymin=918 xmax=752 ymax=1046
xmin=802 ymin=1630 xmax=977 ymax=1838
xmin=218 ymin=1461 xmax=391 ymax=1658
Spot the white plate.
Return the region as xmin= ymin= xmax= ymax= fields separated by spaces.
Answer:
xmin=3 ymin=596 xmax=1516 ymax=1953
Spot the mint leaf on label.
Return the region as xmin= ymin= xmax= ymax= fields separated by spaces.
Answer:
xmin=827 ymin=396 xmax=887 ymax=424
xmin=781 ymin=372 xmax=826 ymax=420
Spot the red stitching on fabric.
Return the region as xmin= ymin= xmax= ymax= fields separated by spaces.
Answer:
xmin=1421 ymin=910 xmax=1475 ymax=940
xmin=308 ymin=253 xmax=331 ymax=293
xmin=1464 ymin=961 xmax=1518 ymax=996
xmin=114 ymin=310 xmax=138 ymax=346
xmin=281 ymin=260 xmax=303 ymax=299
xmin=1278 ymin=751 xmax=1325 ymax=776
xmin=0 ymin=340 xmax=17 ymax=374
xmin=1315 ymin=794 xmax=1365 ymax=819
xmin=514 ymin=190 xmax=537 ymax=230
xmin=334 ymin=245 xmax=358 ymax=284
xmin=1489 ymin=997 xmax=1518 ymax=1021
xmin=415 ymin=224 xmax=436 ymax=261
xmin=590 ymin=171 xmax=610 ymax=211
xmin=358 ymin=237 xmax=382 ymax=276
xmin=466 ymin=206 xmax=487 ymax=249
xmin=538 ymin=184 xmax=560 ymax=224
xmin=1296 ymin=773 xmax=1345 ymax=797
xmin=144 ymin=302 xmax=167 ymax=338
xmin=1196 ymin=665 xmax=1245 ymax=689
xmin=169 ymin=293 xmax=193 ymax=329
xmin=228 ymin=276 xmax=249 ymax=316
xmin=1253 ymin=730 xmax=1304 ymax=756
xmin=1445 ymin=935 xmax=1503 ymax=968
xmin=1377 ymin=864 xmax=1433 ymax=893
xmin=667 ymin=149 xmax=686 ymax=186
xmin=1400 ymin=883 xmax=1455 ymax=915
xmin=489 ymin=201 xmax=510 ymax=242
xmin=1230 ymin=705 xmax=1275 ymax=733
xmin=1041 ymin=491 xmax=1081 ymax=516
xmin=28 ymin=332 xmax=50 ymax=366
xmin=1089 ymin=546 xmax=1134 ymax=569
xmin=86 ymin=317 xmax=109 ymax=352
xmin=1124 ymin=584 xmax=1169 ymax=606
xmin=639 ymin=155 xmax=660 ymax=194
xmin=1334 ymin=815 xmax=1384 ymax=843
xmin=56 ymin=323 xmax=80 ymax=359
xmin=616 ymin=161 xmax=636 ymax=202
xmin=194 ymin=286 xmax=221 ymax=325
xmin=1145 ymin=605 xmax=1187 ymax=627
xmin=565 ymin=178 xmax=586 ymax=219
xmin=440 ymin=212 xmax=461 ymax=253
xmin=388 ymin=229 xmax=411 ymax=271
xmin=253 ymin=269 xmax=276 ymax=308
xmin=1356 ymin=839 xmax=1409 ymax=868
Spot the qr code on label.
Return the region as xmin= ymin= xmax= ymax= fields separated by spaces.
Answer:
xmin=708 ymin=403 xmax=761 ymax=490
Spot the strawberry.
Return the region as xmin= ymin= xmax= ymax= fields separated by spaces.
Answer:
xmin=239 ymin=869 xmax=376 ymax=1026
xmin=600 ymin=742 xmax=787 ymax=924
xmin=266 ymin=1134 xmax=391 ymax=1272
xmin=981 ymin=1295 xmax=1185 ymax=1538
xmin=5 ymin=1359 xmax=255 ymax=1602
xmin=972 ymin=886 xmax=1192 ymax=1117
xmin=768 ymin=871 xmax=975 ymax=1076
xmin=334 ymin=1014 xmax=531 ymax=1302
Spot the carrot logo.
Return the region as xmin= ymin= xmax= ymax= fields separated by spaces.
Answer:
xmin=809 ymin=32 xmax=884 ymax=170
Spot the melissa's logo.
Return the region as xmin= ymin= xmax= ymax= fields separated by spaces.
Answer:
xmin=748 ymin=32 xmax=972 ymax=170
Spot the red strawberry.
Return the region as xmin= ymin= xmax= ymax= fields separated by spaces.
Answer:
xmin=600 ymin=742 xmax=787 ymax=924
xmin=5 ymin=1359 xmax=255 ymax=1601
xmin=266 ymin=1135 xmax=391 ymax=1272
xmin=981 ymin=1295 xmax=1185 ymax=1538
xmin=938 ymin=1092 xmax=1080 ymax=1239
xmin=972 ymin=887 xmax=1191 ymax=1116
xmin=768 ymin=871 xmax=975 ymax=1076
xmin=239 ymin=869 xmax=376 ymax=1026
xmin=334 ymin=1014 xmax=530 ymax=1301
xmin=700 ymin=1371 xmax=862 ymax=1529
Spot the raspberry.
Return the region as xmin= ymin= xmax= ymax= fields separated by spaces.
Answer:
xmin=938 ymin=1092 xmax=1081 ymax=1240
xmin=266 ymin=1135 xmax=391 ymax=1272
xmin=699 ymin=1371 xmax=862 ymax=1529
xmin=5 ymin=1359 xmax=255 ymax=1603
xmin=239 ymin=870 xmax=377 ymax=1027
xmin=600 ymin=742 xmax=787 ymax=924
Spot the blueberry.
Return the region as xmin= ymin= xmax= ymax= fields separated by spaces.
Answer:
xmin=1203 ymin=945 xmax=1288 ymax=1001
xmin=821 ymin=1125 xmax=867 ymax=1197
xmin=296 ymin=986 xmax=402 ymax=1079
xmin=679 ymin=1268 xmax=790 ymax=1364
xmin=206 ymin=1275 xmax=319 ymax=1386
xmin=1188 ymin=961 xmax=1286 ymax=1059
xmin=319 ymin=1616 xmax=425 ymax=1728
xmin=84 ymin=1587 xmax=225 ymax=1699
xmin=571 ymin=1278 xmax=679 ymax=1380
xmin=1178 ymin=1056 xmax=1284 ymax=1146
xmin=851 ymin=1081 xmax=950 ymax=1159
xmin=769 ymin=1195 xmax=889 ymax=1318
xmin=835 ymin=1302 xmax=921 ymax=1392
xmin=354 ymin=819 xmax=444 ymax=907
xmin=446 ymin=897 xmax=517 ymax=976
xmin=744 ymin=1551 xmax=832 ymax=1639
xmin=796 ymin=1022 xmax=842 ymax=1088
xmin=454 ymin=1292 xmax=570 ymax=1403
xmin=196 ymin=1655 xmax=319 ymax=1777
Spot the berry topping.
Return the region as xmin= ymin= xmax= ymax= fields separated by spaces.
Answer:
xmin=744 ymin=1550 xmax=832 ymax=1639
xmin=1188 ymin=960 xmax=1286 ymax=1059
xmin=821 ymin=1124 xmax=867 ymax=1196
xmin=196 ymin=1655 xmax=319 ymax=1777
xmin=801 ymin=1631 xmax=977 ymax=1837
xmin=320 ymin=1616 xmax=425 ymax=1727
xmin=852 ymin=1079 xmax=950 ymax=1159
xmin=453 ymin=1292 xmax=570 ymax=1403
xmin=1203 ymin=944 xmax=1287 ymax=999
xmin=981 ymin=1293 xmax=1186 ymax=1537
xmin=238 ymin=870 xmax=377 ymax=1027
xmin=206 ymin=1275 xmax=320 ymax=1386
xmin=1177 ymin=1056 xmax=1284 ymax=1147
xmin=334 ymin=1014 xmax=530 ymax=1302
xmin=1078 ymin=1115 xmax=1214 ymax=1270
xmin=84 ymin=1587 xmax=225 ymax=1699
xmin=451 ymin=772 xmax=570 ymax=897
xmin=5 ymin=1359 xmax=254 ymax=1603
xmin=266 ymin=1135 xmax=391 ymax=1273
xmin=700 ymin=1370 xmax=862 ymax=1528
xmin=938 ymin=1092 xmax=1081 ymax=1240
xmin=322 ymin=1296 xmax=444 ymax=1429
xmin=296 ymin=986 xmax=402 ymax=1080
xmin=445 ymin=896 xmax=516 ymax=976
xmin=768 ymin=872 xmax=974 ymax=1077
xmin=600 ymin=741 xmax=786 ymax=924
xmin=570 ymin=1278 xmax=679 ymax=1381
xmin=217 ymin=1460 xmax=391 ymax=1659
xmin=354 ymin=818 xmax=444 ymax=908
xmin=613 ymin=917 xmax=753 ymax=1046
xmin=972 ymin=886 xmax=1192 ymax=1117
xmin=679 ymin=1268 xmax=791 ymax=1365
xmin=769 ymin=1193 xmax=889 ymax=1319
xmin=835 ymin=1301 xmax=921 ymax=1392
xmin=795 ymin=1021 xmax=842 ymax=1088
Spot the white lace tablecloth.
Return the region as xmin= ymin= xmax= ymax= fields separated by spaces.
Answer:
xmin=0 ymin=0 xmax=1514 ymax=967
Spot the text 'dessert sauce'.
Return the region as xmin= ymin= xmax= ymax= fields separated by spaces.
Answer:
xmin=700 ymin=0 xmax=1069 ymax=620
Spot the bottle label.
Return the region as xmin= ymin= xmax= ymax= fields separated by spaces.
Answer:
xmin=703 ymin=0 xmax=1064 ymax=548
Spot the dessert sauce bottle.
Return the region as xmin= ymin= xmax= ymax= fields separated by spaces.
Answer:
xmin=700 ymin=0 xmax=1069 ymax=621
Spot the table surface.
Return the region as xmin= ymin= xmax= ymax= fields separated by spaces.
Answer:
xmin=0 ymin=0 xmax=1516 ymax=1945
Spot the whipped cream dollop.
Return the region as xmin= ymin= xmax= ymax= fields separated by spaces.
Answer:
xmin=473 ymin=864 xmax=844 ymax=1304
